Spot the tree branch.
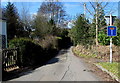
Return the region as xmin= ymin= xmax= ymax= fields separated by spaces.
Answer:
xmin=85 ymin=6 xmax=94 ymax=16
xmin=89 ymin=2 xmax=96 ymax=11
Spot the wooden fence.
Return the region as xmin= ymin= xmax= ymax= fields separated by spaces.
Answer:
xmin=2 ymin=48 xmax=19 ymax=71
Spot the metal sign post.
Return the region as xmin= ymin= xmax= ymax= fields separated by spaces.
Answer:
xmin=107 ymin=26 xmax=117 ymax=63
xmin=107 ymin=14 xmax=117 ymax=63
xmin=110 ymin=37 xmax=112 ymax=63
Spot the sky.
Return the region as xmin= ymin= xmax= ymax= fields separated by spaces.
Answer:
xmin=1 ymin=1 xmax=119 ymax=21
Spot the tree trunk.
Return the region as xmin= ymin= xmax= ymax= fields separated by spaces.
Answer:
xmin=96 ymin=3 xmax=99 ymax=46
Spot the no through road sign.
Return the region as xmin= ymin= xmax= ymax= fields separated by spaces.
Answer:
xmin=107 ymin=26 xmax=117 ymax=36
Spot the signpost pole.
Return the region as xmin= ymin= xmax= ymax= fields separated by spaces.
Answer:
xmin=110 ymin=36 xmax=112 ymax=63
xmin=110 ymin=14 xmax=112 ymax=63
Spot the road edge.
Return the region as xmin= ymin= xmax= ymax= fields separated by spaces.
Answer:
xmin=71 ymin=47 xmax=120 ymax=82
xmin=95 ymin=64 xmax=120 ymax=82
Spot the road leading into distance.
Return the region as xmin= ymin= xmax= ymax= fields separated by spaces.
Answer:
xmin=10 ymin=47 xmax=102 ymax=81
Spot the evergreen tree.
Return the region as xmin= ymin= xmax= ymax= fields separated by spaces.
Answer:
xmin=3 ymin=2 xmax=23 ymax=40
xmin=69 ymin=14 xmax=91 ymax=46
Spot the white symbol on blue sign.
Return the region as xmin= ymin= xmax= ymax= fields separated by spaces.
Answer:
xmin=107 ymin=26 xmax=117 ymax=36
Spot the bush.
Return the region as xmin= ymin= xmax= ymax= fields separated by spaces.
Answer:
xmin=98 ymin=31 xmax=110 ymax=45
xmin=8 ymin=38 xmax=44 ymax=67
xmin=98 ymin=29 xmax=120 ymax=46
xmin=8 ymin=35 xmax=72 ymax=68
xmin=39 ymin=35 xmax=59 ymax=50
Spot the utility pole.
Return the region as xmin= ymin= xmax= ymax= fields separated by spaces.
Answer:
xmin=110 ymin=14 xmax=112 ymax=63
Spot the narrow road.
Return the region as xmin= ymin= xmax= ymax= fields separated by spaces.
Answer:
xmin=10 ymin=47 xmax=101 ymax=81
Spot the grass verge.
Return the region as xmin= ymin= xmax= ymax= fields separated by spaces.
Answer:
xmin=97 ymin=62 xmax=120 ymax=79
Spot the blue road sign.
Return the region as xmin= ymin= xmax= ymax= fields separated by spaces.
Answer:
xmin=107 ymin=26 xmax=117 ymax=36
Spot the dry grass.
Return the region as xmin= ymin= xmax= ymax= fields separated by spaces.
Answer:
xmin=74 ymin=45 xmax=120 ymax=62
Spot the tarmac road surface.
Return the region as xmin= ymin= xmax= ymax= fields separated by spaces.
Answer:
xmin=10 ymin=47 xmax=101 ymax=81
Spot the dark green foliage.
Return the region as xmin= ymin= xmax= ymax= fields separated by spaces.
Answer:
xmin=8 ymin=35 xmax=71 ymax=67
xmin=3 ymin=2 xmax=29 ymax=41
xmin=58 ymin=28 xmax=72 ymax=49
xmin=98 ymin=30 xmax=110 ymax=45
xmin=98 ymin=30 xmax=119 ymax=46
xmin=4 ymin=2 xmax=71 ymax=68
xmin=3 ymin=2 xmax=19 ymax=40
xmin=113 ymin=19 xmax=120 ymax=46
xmin=32 ymin=15 xmax=65 ymax=38
xmin=8 ymin=38 xmax=44 ymax=67
xmin=69 ymin=15 xmax=92 ymax=46
xmin=98 ymin=18 xmax=120 ymax=46
xmin=47 ymin=19 xmax=59 ymax=36
xmin=59 ymin=28 xmax=69 ymax=37
xmin=33 ymin=15 xmax=49 ymax=38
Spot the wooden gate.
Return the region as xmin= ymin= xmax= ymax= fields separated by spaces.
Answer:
xmin=2 ymin=48 xmax=19 ymax=71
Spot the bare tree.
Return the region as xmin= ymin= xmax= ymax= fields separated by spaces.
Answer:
xmin=20 ymin=2 xmax=32 ymax=37
xmin=83 ymin=1 xmax=110 ymax=46
xmin=38 ymin=0 xmax=66 ymax=27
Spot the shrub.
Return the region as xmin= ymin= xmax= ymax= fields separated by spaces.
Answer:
xmin=8 ymin=38 xmax=44 ymax=67
xmin=98 ymin=31 xmax=110 ymax=45
xmin=39 ymin=35 xmax=59 ymax=50
xmin=98 ymin=29 xmax=120 ymax=46
xmin=37 ymin=35 xmax=62 ymax=60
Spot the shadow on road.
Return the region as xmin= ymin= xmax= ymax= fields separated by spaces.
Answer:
xmin=46 ymin=57 xmax=59 ymax=64
xmin=3 ymin=47 xmax=71 ymax=81
xmin=59 ymin=49 xmax=68 ymax=55
xmin=44 ymin=49 xmax=68 ymax=65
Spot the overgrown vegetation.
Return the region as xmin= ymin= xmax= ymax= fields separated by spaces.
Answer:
xmin=98 ymin=19 xmax=120 ymax=46
xmin=2 ymin=2 xmax=71 ymax=69
xmin=8 ymin=38 xmax=44 ymax=67
xmin=73 ymin=45 xmax=97 ymax=58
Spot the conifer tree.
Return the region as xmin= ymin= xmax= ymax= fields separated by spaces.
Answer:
xmin=3 ymin=2 xmax=22 ymax=40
